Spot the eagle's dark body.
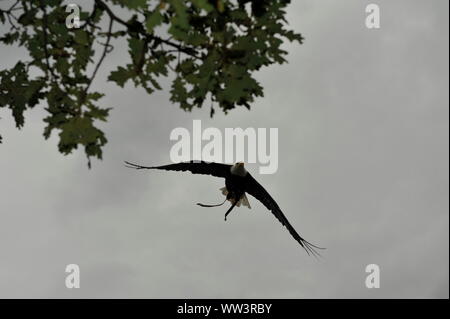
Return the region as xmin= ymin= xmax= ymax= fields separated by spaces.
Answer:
xmin=225 ymin=173 xmax=247 ymax=202
xmin=125 ymin=160 xmax=323 ymax=256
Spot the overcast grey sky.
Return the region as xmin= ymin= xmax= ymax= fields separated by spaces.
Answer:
xmin=0 ymin=0 xmax=448 ymax=298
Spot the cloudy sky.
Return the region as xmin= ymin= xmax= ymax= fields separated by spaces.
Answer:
xmin=0 ymin=0 xmax=448 ymax=298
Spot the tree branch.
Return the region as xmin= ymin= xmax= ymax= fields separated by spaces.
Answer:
xmin=94 ymin=0 xmax=201 ymax=60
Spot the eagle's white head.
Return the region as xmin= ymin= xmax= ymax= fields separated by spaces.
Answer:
xmin=230 ymin=162 xmax=247 ymax=177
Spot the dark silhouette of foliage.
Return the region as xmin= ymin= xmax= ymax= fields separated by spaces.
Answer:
xmin=0 ymin=0 xmax=303 ymax=166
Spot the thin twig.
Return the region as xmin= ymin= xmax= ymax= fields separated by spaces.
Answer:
xmin=6 ymin=0 xmax=19 ymax=12
xmin=79 ymin=1 xmax=100 ymax=30
xmin=84 ymin=16 xmax=114 ymax=96
xmin=5 ymin=11 xmax=18 ymax=29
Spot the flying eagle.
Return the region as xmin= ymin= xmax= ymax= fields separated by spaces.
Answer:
xmin=125 ymin=160 xmax=324 ymax=256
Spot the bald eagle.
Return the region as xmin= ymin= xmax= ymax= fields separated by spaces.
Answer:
xmin=125 ymin=160 xmax=324 ymax=256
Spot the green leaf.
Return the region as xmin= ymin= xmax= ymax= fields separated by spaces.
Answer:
xmin=170 ymin=77 xmax=190 ymax=110
xmin=168 ymin=0 xmax=190 ymax=40
xmin=217 ymin=0 xmax=225 ymax=13
xmin=17 ymin=9 xmax=37 ymax=26
xmin=120 ymin=0 xmax=147 ymax=9
xmin=108 ymin=66 xmax=133 ymax=87
xmin=0 ymin=31 xmax=20 ymax=45
xmin=191 ymin=0 xmax=214 ymax=12
xmin=74 ymin=30 xmax=89 ymax=45
xmin=145 ymin=10 xmax=164 ymax=33
xmin=58 ymin=117 xmax=107 ymax=161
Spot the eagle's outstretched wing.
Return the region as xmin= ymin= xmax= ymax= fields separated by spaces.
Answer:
xmin=245 ymin=173 xmax=324 ymax=257
xmin=124 ymin=161 xmax=232 ymax=179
